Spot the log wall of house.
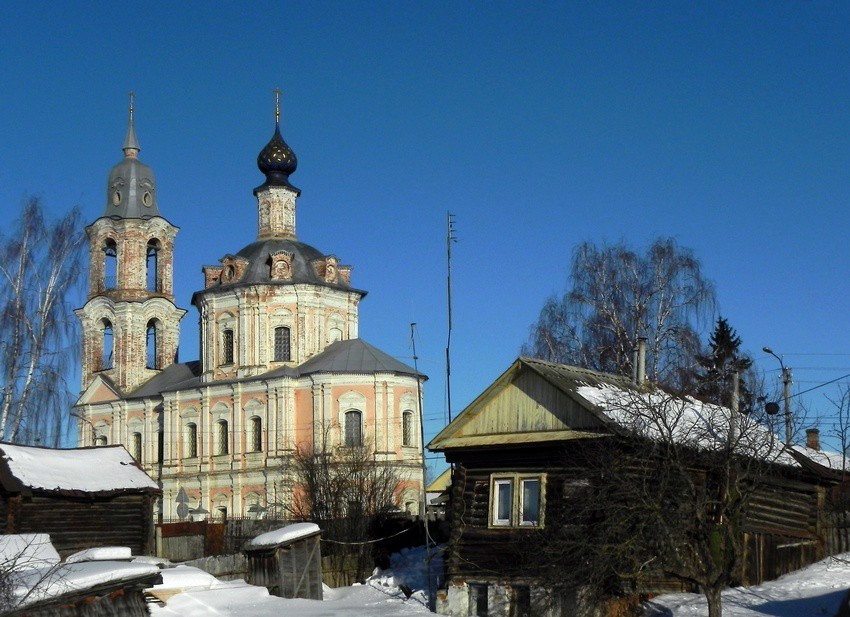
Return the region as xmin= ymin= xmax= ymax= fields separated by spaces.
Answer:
xmin=445 ymin=445 xmax=829 ymax=590
xmin=3 ymin=492 xmax=156 ymax=558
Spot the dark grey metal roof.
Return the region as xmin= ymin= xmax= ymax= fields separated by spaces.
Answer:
xmin=126 ymin=361 xmax=201 ymax=399
xmin=192 ymin=238 xmax=366 ymax=303
xmin=297 ymin=338 xmax=425 ymax=378
xmin=103 ymin=113 xmax=159 ymax=219
xmin=123 ymin=339 xmax=423 ymax=400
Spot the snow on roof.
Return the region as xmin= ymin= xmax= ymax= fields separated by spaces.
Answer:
xmin=246 ymin=522 xmax=321 ymax=549
xmin=791 ymin=445 xmax=850 ymax=472
xmin=0 ymin=443 xmax=159 ymax=494
xmin=0 ymin=534 xmax=59 ymax=571
xmin=575 ymin=382 xmax=799 ymax=467
xmin=13 ymin=560 xmax=161 ymax=607
xmin=65 ymin=546 xmax=132 ymax=564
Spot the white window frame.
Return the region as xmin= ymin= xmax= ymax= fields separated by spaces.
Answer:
xmin=489 ymin=473 xmax=545 ymax=528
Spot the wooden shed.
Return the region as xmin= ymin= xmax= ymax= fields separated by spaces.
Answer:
xmin=0 ymin=443 xmax=160 ymax=558
xmin=244 ymin=522 xmax=323 ymax=600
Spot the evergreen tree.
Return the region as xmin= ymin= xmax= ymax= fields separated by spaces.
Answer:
xmin=695 ymin=317 xmax=753 ymax=410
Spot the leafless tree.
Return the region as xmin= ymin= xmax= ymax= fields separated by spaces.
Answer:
xmin=531 ymin=381 xmax=786 ymax=617
xmin=0 ymin=198 xmax=84 ymax=446
xmin=284 ymin=430 xmax=403 ymax=582
xmin=523 ymin=238 xmax=716 ymax=391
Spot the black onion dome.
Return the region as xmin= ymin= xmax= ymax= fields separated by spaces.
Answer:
xmin=255 ymin=122 xmax=299 ymax=194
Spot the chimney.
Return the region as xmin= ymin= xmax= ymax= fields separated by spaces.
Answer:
xmin=806 ymin=428 xmax=820 ymax=451
xmin=636 ymin=337 xmax=647 ymax=386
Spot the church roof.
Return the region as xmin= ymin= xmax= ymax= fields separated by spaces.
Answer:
xmin=125 ymin=361 xmax=202 ymax=399
xmin=295 ymin=338 xmax=424 ymax=377
xmin=122 ymin=339 xmax=422 ymax=400
xmin=237 ymin=238 xmax=357 ymax=289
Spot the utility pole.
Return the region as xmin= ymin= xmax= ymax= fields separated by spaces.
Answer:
xmin=763 ymin=347 xmax=793 ymax=445
xmin=781 ymin=366 xmax=793 ymax=445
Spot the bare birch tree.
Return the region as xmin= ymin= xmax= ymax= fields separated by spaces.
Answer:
xmin=0 ymin=198 xmax=84 ymax=446
xmin=523 ymin=238 xmax=716 ymax=390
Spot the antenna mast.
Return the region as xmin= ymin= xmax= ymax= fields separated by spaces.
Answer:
xmin=446 ymin=212 xmax=458 ymax=423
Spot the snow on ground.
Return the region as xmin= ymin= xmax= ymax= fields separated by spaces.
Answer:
xmin=644 ymin=553 xmax=850 ymax=616
xmin=149 ymin=545 xmax=443 ymax=616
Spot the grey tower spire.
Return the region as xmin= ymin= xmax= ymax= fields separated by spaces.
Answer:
xmin=104 ymin=93 xmax=159 ymax=218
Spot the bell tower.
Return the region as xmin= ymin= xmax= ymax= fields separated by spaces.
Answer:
xmin=75 ymin=94 xmax=187 ymax=392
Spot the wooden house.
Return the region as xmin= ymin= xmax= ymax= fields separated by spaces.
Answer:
xmin=428 ymin=357 xmax=836 ymax=617
xmin=0 ymin=443 xmax=160 ymax=558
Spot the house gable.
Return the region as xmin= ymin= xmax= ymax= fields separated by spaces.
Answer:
xmin=429 ymin=359 xmax=611 ymax=450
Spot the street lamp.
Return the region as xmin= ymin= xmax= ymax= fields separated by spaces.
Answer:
xmin=763 ymin=347 xmax=793 ymax=445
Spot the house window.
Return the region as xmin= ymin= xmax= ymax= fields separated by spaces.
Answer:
xmin=402 ymin=411 xmax=413 ymax=447
xmin=185 ymin=423 xmax=198 ymax=458
xmin=468 ymin=583 xmax=488 ymax=617
xmin=520 ymin=478 xmax=541 ymax=525
xmin=493 ymin=479 xmax=513 ymax=525
xmin=344 ymin=410 xmax=362 ymax=447
xmin=222 ymin=329 xmax=234 ymax=365
xmin=490 ymin=474 xmax=545 ymax=528
xmin=217 ymin=420 xmax=229 ymax=455
xmin=274 ymin=326 xmax=291 ymax=361
xmin=250 ymin=416 xmax=262 ymax=452
xmin=131 ymin=432 xmax=142 ymax=462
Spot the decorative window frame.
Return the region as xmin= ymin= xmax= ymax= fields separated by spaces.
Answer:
xmin=488 ymin=473 xmax=546 ymax=528
xmin=217 ymin=312 xmax=236 ymax=367
xmin=269 ymin=308 xmax=294 ymax=363
xmin=338 ymin=391 xmax=367 ymax=447
xmin=181 ymin=407 xmax=200 ymax=459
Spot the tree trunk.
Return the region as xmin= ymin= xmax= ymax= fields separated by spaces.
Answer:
xmin=705 ymin=586 xmax=723 ymax=617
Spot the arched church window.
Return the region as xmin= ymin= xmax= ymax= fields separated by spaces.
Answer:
xmin=402 ymin=411 xmax=414 ymax=447
xmin=146 ymin=320 xmax=159 ymax=369
xmin=146 ymin=239 xmax=161 ymax=292
xmin=131 ymin=432 xmax=142 ymax=462
xmin=103 ymin=239 xmax=117 ymax=291
xmin=101 ymin=319 xmax=114 ymax=371
xmin=185 ymin=423 xmax=198 ymax=458
xmin=344 ymin=410 xmax=362 ymax=447
xmin=95 ymin=435 xmax=107 ymax=447
xmin=217 ymin=420 xmax=229 ymax=455
xmin=222 ymin=329 xmax=234 ymax=365
xmin=250 ymin=416 xmax=262 ymax=452
xmin=274 ymin=326 xmax=291 ymax=362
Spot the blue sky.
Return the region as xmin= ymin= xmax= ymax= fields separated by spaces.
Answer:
xmin=3 ymin=2 xmax=850 ymax=458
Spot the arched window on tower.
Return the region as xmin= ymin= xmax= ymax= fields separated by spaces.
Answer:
xmin=146 ymin=320 xmax=159 ymax=369
xmin=101 ymin=319 xmax=114 ymax=371
xmin=146 ymin=239 xmax=161 ymax=292
xmin=103 ymin=239 xmax=117 ymax=291
xmin=274 ymin=326 xmax=291 ymax=362
xmin=344 ymin=410 xmax=362 ymax=447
